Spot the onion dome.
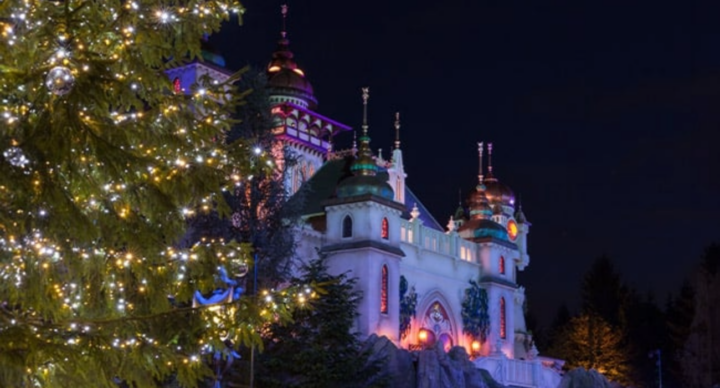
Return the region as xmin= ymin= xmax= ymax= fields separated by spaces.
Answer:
xmin=467 ymin=143 xmax=492 ymax=219
xmin=483 ymin=176 xmax=516 ymax=207
xmin=468 ymin=183 xmax=492 ymax=220
xmin=472 ymin=219 xmax=510 ymax=240
xmin=200 ymin=39 xmax=227 ymax=68
xmin=483 ymin=143 xmax=515 ymax=207
xmin=336 ymin=88 xmax=394 ymax=200
xmin=459 ymin=218 xmax=510 ymax=241
xmin=266 ymin=35 xmax=318 ymax=110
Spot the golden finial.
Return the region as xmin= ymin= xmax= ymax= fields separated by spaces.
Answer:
xmin=362 ymin=87 xmax=369 ymax=136
xmin=281 ymin=4 xmax=288 ymax=38
xmin=394 ymin=112 xmax=401 ymax=149
xmin=478 ymin=142 xmax=484 ymax=184
xmin=487 ymin=142 xmax=493 ymax=177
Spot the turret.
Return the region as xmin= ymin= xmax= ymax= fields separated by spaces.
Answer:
xmin=321 ymin=88 xmax=405 ymax=342
xmin=386 ymin=112 xmax=407 ymax=204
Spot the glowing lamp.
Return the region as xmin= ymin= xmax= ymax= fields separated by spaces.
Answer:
xmin=293 ymin=68 xmax=305 ymax=76
xmin=471 ymin=340 xmax=481 ymax=352
xmin=268 ymin=66 xmax=281 ymax=72
xmin=418 ymin=329 xmax=428 ymax=343
xmin=507 ymin=219 xmax=518 ymax=241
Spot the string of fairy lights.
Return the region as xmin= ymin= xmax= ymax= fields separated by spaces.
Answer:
xmin=0 ymin=0 xmax=313 ymax=379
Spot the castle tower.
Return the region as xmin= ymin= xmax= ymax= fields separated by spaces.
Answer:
xmin=321 ymin=88 xmax=405 ymax=342
xmin=165 ymin=38 xmax=233 ymax=95
xmin=264 ymin=5 xmax=352 ymax=195
xmin=386 ymin=113 xmax=407 ymax=204
xmin=456 ymin=142 xmax=530 ymax=358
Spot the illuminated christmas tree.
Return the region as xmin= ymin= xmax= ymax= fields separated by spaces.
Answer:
xmin=0 ymin=1 xmax=306 ymax=386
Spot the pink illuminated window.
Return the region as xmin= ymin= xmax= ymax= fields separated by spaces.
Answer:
xmin=173 ymin=77 xmax=181 ymax=93
xmin=500 ymin=297 xmax=506 ymax=339
xmin=381 ymin=217 xmax=389 ymax=240
xmin=499 ymin=256 xmax=505 ymax=275
xmin=381 ymin=265 xmax=388 ymax=314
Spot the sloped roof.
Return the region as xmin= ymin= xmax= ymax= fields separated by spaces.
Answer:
xmin=293 ymin=157 xmax=444 ymax=232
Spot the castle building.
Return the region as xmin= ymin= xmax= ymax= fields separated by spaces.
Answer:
xmin=259 ymin=12 xmax=534 ymax=361
xmin=168 ymin=7 xmax=562 ymax=386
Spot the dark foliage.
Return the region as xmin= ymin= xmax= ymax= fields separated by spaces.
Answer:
xmin=250 ymin=254 xmax=387 ymax=388
xmin=185 ymin=69 xmax=307 ymax=292
xmin=399 ymin=275 xmax=417 ymax=340
xmin=581 ymin=255 xmax=626 ymax=327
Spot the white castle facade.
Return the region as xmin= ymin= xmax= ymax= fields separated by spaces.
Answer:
xmin=170 ymin=24 xmax=563 ymax=387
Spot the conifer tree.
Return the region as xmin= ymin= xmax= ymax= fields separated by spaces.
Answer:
xmin=0 ymin=2 xmax=304 ymax=386
xmin=666 ymin=280 xmax=695 ymax=385
xmin=185 ymin=69 xmax=306 ymax=293
xmin=553 ymin=313 xmax=631 ymax=386
xmin=681 ymin=244 xmax=720 ymax=388
xmin=251 ymin=253 xmax=386 ymax=388
xmin=581 ymin=255 xmax=625 ymax=327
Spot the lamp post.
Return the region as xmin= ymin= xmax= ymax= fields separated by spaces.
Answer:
xmin=649 ymin=349 xmax=662 ymax=388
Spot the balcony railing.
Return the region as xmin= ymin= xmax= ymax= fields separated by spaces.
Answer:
xmin=399 ymin=219 xmax=477 ymax=263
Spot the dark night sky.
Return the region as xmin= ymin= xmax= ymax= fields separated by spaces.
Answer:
xmin=212 ymin=0 xmax=720 ymax=325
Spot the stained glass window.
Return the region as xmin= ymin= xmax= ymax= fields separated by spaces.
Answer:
xmin=381 ymin=265 xmax=388 ymax=314
xmin=500 ymin=297 xmax=506 ymax=339
xmin=499 ymin=256 xmax=505 ymax=275
xmin=381 ymin=217 xmax=389 ymax=240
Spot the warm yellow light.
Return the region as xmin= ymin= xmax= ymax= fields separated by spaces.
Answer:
xmin=418 ymin=329 xmax=429 ymax=343
xmin=471 ymin=340 xmax=481 ymax=351
xmin=293 ymin=68 xmax=305 ymax=76
xmin=507 ymin=219 xmax=518 ymax=241
xmin=268 ymin=66 xmax=281 ymax=72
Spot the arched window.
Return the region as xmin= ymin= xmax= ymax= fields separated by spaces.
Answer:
xmin=381 ymin=217 xmax=389 ymax=240
xmin=499 ymin=256 xmax=505 ymax=275
xmin=342 ymin=215 xmax=352 ymax=238
xmin=173 ymin=77 xmax=181 ymax=93
xmin=500 ymin=297 xmax=506 ymax=339
xmin=380 ymin=265 xmax=388 ymax=314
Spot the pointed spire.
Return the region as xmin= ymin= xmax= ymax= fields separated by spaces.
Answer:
xmin=281 ymin=4 xmax=288 ymax=38
xmin=478 ymin=142 xmax=484 ymax=184
xmin=394 ymin=112 xmax=401 ymax=149
xmin=268 ymin=5 xmax=297 ymax=74
xmin=515 ymin=194 xmax=528 ymax=223
xmin=362 ymin=87 xmax=370 ymax=136
xmin=350 ymin=87 xmax=377 ymax=177
xmin=486 ymin=142 xmax=496 ymax=181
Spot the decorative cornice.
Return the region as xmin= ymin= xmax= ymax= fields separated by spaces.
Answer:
xmin=479 ymin=276 xmax=518 ymax=290
xmin=472 ymin=236 xmax=518 ymax=250
xmin=322 ymin=239 xmax=405 ymax=258
xmin=323 ymin=193 xmax=406 ymax=212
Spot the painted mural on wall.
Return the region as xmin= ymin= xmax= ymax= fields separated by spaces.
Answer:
xmin=422 ymin=302 xmax=454 ymax=352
